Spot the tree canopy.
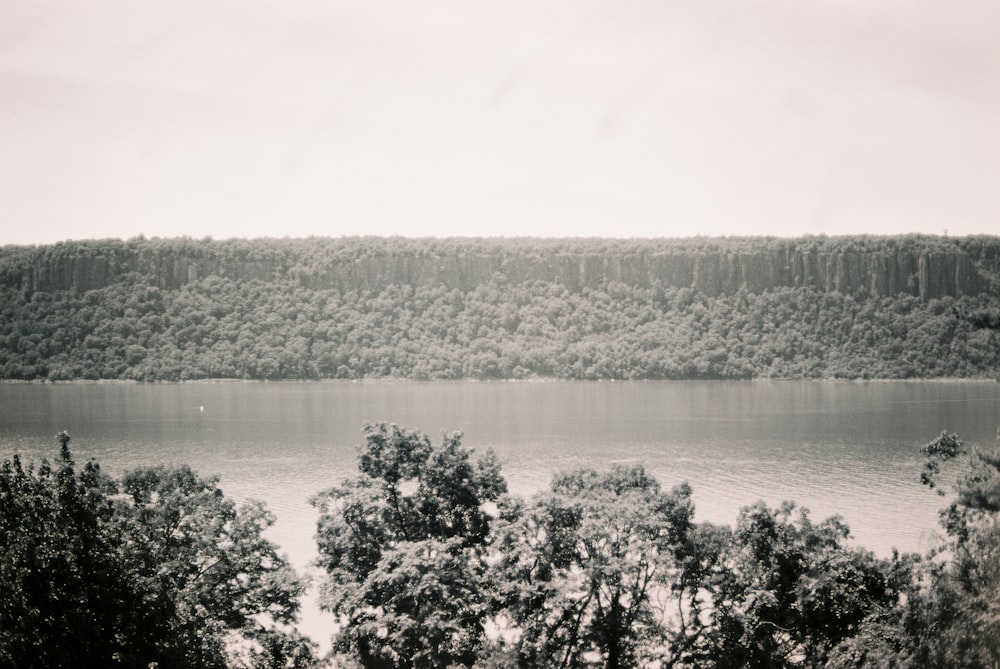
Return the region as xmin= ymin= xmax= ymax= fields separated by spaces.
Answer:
xmin=490 ymin=466 xmax=697 ymax=668
xmin=0 ymin=432 xmax=317 ymax=669
xmin=3 ymin=424 xmax=999 ymax=667
xmin=312 ymin=423 xmax=507 ymax=668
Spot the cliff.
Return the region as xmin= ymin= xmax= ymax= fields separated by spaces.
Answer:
xmin=2 ymin=236 xmax=997 ymax=299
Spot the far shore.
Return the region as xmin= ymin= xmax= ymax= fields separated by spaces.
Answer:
xmin=1 ymin=376 xmax=997 ymax=385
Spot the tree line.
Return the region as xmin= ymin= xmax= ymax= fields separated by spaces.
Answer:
xmin=3 ymin=425 xmax=998 ymax=668
xmin=3 ymin=273 xmax=1000 ymax=382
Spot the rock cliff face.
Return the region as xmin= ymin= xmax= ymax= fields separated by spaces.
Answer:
xmin=298 ymin=249 xmax=985 ymax=298
xmin=3 ymin=239 xmax=994 ymax=299
xmin=7 ymin=245 xmax=285 ymax=293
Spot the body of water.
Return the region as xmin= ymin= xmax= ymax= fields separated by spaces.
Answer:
xmin=2 ymin=379 xmax=998 ymax=648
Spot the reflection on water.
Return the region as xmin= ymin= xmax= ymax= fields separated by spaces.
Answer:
xmin=2 ymin=379 xmax=998 ymax=648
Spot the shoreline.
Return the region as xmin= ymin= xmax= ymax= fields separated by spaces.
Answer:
xmin=1 ymin=376 xmax=996 ymax=385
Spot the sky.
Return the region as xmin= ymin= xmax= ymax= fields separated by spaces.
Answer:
xmin=2 ymin=0 xmax=1000 ymax=245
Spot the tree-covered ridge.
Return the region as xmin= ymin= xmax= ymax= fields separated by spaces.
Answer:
xmin=4 ymin=426 xmax=999 ymax=667
xmin=2 ymin=236 xmax=1000 ymax=381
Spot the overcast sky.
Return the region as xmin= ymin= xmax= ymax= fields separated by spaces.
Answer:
xmin=2 ymin=0 xmax=999 ymax=244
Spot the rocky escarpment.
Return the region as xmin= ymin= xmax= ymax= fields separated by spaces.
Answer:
xmin=291 ymin=248 xmax=987 ymax=299
xmin=1 ymin=236 xmax=996 ymax=299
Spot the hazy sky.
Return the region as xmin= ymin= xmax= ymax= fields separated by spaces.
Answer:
xmin=2 ymin=0 xmax=999 ymax=244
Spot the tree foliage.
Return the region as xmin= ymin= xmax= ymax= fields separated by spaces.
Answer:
xmin=312 ymin=423 xmax=507 ymax=668
xmin=900 ymin=440 xmax=1000 ymax=667
xmin=823 ymin=433 xmax=1000 ymax=669
xmin=0 ymin=433 xmax=133 ymax=667
xmin=309 ymin=424 xmax=998 ymax=668
xmin=488 ymin=470 xmax=905 ymax=669
xmin=0 ymin=433 xmax=316 ymax=669
xmin=5 ymin=422 xmax=1000 ymax=667
xmin=491 ymin=466 xmax=697 ymax=668
xmin=703 ymin=503 xmax=904 ymax=669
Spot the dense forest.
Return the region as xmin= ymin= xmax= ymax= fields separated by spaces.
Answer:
xmin=2 ymin=236 xmax=1000 ymax=381
xmin=3 ymin=426 xmax=998 ymax=668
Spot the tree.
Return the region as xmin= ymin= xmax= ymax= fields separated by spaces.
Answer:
xmin=899 ymin=434 xmax=1000 ymax=668
xmin=312 ymin=423 xmax=507 ymax=668
xmin=0 ymin=432 xmax=133 ymax=667
xmin=919 ymin=430 xmax=964 ymax=493
xmin=824 ymin=432 xmax=1000 ymax=669
xmin=0 ymin=432 xmax=316 ymax=669
xmin=114 ymin=464 xmax=315 ymax=669
xmin=490 ymin=465 xmax=697 ymax=668
xmin=702 ymin=502 xmax=902 ymax=669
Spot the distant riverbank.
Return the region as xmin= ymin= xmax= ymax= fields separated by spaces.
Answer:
xmin=3 ymin=237 xmax=999 ymax=383
xmin=3 ymin=376 xmax=998 ymax=386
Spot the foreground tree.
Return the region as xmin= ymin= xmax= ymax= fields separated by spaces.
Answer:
xmin=896 ymin=433 xmax=1000 ymax=668
xmin=703 ymin=502 xmax=904 ymax=669
xmin=0 ymin=433 xmax=133 ymax=667
xmin=114 ymin=464 xmax=316 ymax=668
xmin=490 ymin=466 xmax=698 ymax=668
xmin=916 ymin=452 xmax=1000 ymax=667
xmin=312 ymin=423 xmax=507 ymax=668
xmin=824 ymin=432 xmax=1000 ymax=669
xmin=0 ymin=432 xmax=316 ymax=669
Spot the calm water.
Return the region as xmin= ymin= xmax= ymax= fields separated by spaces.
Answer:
xmin=2 ymin=380 xmax=998 ymax=647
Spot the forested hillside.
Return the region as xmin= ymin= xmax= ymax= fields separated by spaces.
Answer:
xmin=2 ymin=236 xmax=1000 ymax=381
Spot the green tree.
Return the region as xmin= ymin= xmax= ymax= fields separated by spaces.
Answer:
xmin=312 ymin=423 xmax=507 ymax=668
